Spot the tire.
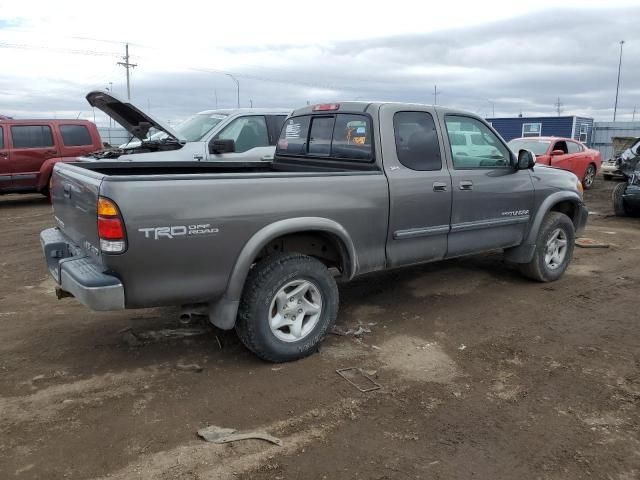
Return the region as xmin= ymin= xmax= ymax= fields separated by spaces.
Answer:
xmin=519 ymin=212 xmax=575 ymax=282
xmin=612 ymin=182 xmax=628 ymax=217
xmin=235 ymin=253 xmax=339 ymax=362
xmin=603 ymin=174 xmax=613 ymax=181
xmin=582 ymin=164 xmax=597 ymax=190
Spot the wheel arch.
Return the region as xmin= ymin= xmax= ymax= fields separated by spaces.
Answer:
xmin=209 ymin=217 xmax=357 ymax=330
xmin=505 ymin=191 xmax=583 ymax=264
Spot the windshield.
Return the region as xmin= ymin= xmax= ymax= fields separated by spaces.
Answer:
xmin=508 ymin=139 xmax=550 ymax=156
xmin=156 ymin=113 xmax=229 ymax=142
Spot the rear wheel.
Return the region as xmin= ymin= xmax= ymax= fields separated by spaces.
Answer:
xmin=582 ymin=164 xmax=597 ymax=190
xmin=235 ymin=253 xmax=338 ymax=362
xmin=519 ymin=212 xmax=575 ymax=282
xmin=612 ymin=182 xmax=628 ymax=217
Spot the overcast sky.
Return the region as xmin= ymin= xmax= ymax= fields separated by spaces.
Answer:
xmin=1 ymin=0 xmax=639 ymax=127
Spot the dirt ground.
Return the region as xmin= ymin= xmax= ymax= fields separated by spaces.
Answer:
xmin=1 ymin=175 xmax=639 ymax=480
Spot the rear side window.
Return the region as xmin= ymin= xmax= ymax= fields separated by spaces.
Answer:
xmin=567 ymin=141 xmax=582 ymax=154
xmin=60 ymin=124 xmax=92 ymax=146
xmin=11 ymin=125 xmax=54 ymax=148
xmin=277 ymin=113 xmax=372 ymax=161
xmin=393 ymin=111 xmax=442 ymax=171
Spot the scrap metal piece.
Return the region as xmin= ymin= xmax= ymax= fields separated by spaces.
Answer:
xmin=575 ymin=238 xmax=610 ymax=248
xmin=197 ymin=425 xmax=283 ymax=446
xmin=336 ymin=367 xmax=381 ymax=393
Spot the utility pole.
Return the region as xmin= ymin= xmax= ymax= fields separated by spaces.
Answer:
xmin=214 ymin=88 xmax=218 ymax=109
xmin=488 ymin=100 xmax=495 ymax=117
xmin=226 ymin=73 xmax=240 ymax=108
xmin=117 ymin=43 xmax=137 ymax=101
xmin=613 ymin=40 xmax=625 ymax=122
xmin=433 ymin=85 xmax=438 ymax=105
xmin=250 ymin=99 xmax=253 ymax=108
xmin=633 ymin=106 xmax=637 ymax=122
xmin=554 ymin=97 xmax=563 ymax=116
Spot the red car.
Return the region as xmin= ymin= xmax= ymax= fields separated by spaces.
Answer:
xmin=0 ymin=119 xmax=102 ymax=198
xmin=508 ymin=137 xmax=601 ymax=189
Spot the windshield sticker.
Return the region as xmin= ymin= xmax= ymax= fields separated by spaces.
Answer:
xmin=285 ymin=121 xmax=303 ymax=138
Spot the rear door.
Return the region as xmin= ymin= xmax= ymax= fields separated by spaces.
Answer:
xmin=442 ymin=114 xmax=534 ymax=257
xmin=382 ymin=105 xmax=452 ymax=267
xmin=207 ymin=115 xmax=274 ymax=162
xmin=0 ymin=126 xmax=10 ymax=190
xmin=9 ymin=123 xmax=58 ymax=189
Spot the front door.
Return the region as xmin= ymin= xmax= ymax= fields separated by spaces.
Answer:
xmin=382 ymin=106 xmax=452 ymax=267
xmin=9 ymin=124 xmax=57 ymax=189
xmin=441 ymin=114 xmax=534 ymax=257
xmin=0 ymin=126 xmax=11 ymax=190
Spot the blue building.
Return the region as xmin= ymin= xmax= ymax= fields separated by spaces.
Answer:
xmin=487 ymin=116 xmax=594 ymax=145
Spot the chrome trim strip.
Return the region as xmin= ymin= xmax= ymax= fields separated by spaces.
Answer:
xmin=393 ymin=225 xmax=450 ymax=240
xmin=451 ymin=216 xmax=530 ymax=233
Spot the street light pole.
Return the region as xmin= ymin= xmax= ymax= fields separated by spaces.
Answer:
xmin=613 ymin=40 xmax=625 ymax=122
xmin=226 ymin=73 xmax=240 ymax=108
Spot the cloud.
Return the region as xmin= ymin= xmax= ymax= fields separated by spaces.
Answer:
xmin=0 ymin=4 xmax=638 ymax=124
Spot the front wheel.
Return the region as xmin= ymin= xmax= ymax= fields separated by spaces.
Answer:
xmin=235 ymin=253 xmax=339 ymax=362
xmin=582 ymin=164 xmax=597 ymax=190
xmin=519 ymin=212 xmax=575 ymax=282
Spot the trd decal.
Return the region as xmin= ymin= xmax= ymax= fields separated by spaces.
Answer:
xmin=138 ymin=224 xmax=219 ymax=240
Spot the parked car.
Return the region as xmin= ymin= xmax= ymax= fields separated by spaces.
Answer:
xmin=41 ymin=102 xmax=587 ymax=362
xmin=85 ymin=91 xmax=290 ymax=164
xmin=602 ymin=137 xmax=639 ymax=181
xmin=0 ymin=118 xmax=102 ymax=197
xmin=611 ymin=139 xmax=640 ymax=216
xmin=507 ymin=137 xmax=601 ymax=189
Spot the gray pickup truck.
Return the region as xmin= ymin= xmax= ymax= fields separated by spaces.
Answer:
xmin=41 ymin=102 xmax=588 ymax=362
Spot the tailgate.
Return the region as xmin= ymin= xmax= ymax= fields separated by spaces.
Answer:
xmin=51 ymin=164 xmax=104 ymax=261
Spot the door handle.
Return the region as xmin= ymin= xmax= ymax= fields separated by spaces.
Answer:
xmin=459 ymin=181 xmax=473 ymax=191
xmin=45 ymin=150 xmax=58 ymax=156
xmin=261 ymin=155 xmax=274 ymax=161
xmin=433 ymin=182 xmax=448 ymax=192
xmin=63 ymin=184 xmax=71 ymax=198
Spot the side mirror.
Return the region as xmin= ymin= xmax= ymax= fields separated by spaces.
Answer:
xmin=209 ymin=139 xmax=235 ymax=154
xmin=551 ymin=149 xmax=565 ymax=156
xmin=517 ymin=149 xmax=536 ymax=170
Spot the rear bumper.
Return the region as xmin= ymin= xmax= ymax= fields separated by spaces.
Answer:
xmin=40 ymin=228 xmax=125 ymax=311
xmin=575 ymin=202 xmax=588 ymax=237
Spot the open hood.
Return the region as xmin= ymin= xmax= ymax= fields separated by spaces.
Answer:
xmin=86 ymin=90 xmax=185 ymax=142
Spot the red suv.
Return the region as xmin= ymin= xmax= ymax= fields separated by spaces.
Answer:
xmin=0 ymin=119 xmax=102 ymax=197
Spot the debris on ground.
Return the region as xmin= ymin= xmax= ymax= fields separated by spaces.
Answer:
xmin=175 ymin=362 xmax=203 ymax=373
xmin=353 ymin=326 xmax=372 ymax=337
xmin=330 ymin=325 xmax=352 ymax=336
xmin=197 ymin=425 xmax=283 ymax=446
xmin=575 ymin=238 xmax=611 ymax=248
xmin=336 ymin=367 xmax=382 ymax=393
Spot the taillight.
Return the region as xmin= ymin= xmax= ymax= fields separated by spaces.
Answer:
xmin=97 ymin=196 xmax=126 ymax=253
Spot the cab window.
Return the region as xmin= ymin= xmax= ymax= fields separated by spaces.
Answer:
xmin=445 ymin=116 xmax=510 ymax=169
xmin=60 ymin=125 xmax=92 ymax=146
xmin=215 ymin=116 xmax=269 ymax=153
xmin=393 ymin=111 xmax=442 ymax=171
